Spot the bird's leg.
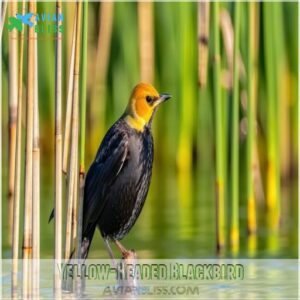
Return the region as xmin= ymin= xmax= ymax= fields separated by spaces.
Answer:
xmin=103 ymin=238 xmax=117 ymax=267
xmin=114 ymin=240 xmax=138 ymax=286
xmin=114 ymin=240 xmax=136 ymax=259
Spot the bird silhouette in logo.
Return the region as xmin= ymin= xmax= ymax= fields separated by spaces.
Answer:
xmin=7 ymin=13 xmax=34 ymax=32
xmin=17 ymin=13 xmax=35 ymax=27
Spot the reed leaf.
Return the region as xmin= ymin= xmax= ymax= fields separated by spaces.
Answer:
xmin=263 ymin=2 xmax=280 ymax=230
xmin=247 ymin=2 xmax=257 ymax=235
xmin=230 ymin=1 xmax=240 ymax=254
xmin=77 ymin=0 xmax=88 ymax=262
xmin=213 ymin=2 xmax=225 ymax=253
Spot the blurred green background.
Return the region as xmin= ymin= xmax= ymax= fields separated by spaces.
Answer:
xmin=1 ymin=1 xmax=298 ymax=258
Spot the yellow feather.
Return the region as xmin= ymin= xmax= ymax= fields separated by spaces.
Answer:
xmin=125 ymin=83 xmax=159 ymax=131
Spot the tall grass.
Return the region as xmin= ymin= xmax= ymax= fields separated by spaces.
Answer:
xmin=62 ymin=6 xmax=76 ymax=175
xmin=8 ymin=1 xmax=18 ymax=247
xmin=0 ymin=1 xmax=8 ymax=38
xmin=77 ymin=0 xmax=88 ymax=260
xmin=12 ymin=0 xmax=25 ymax=295
xmin=263 ymin=2 xmax=280 ymax=230
xmin=32 ymin=29 xmax=40 ymax=298
xmin=198 ymin=2 xmax=210 ymax=88
xmin=247 ymin=2 xmax=257 ymax=234
xmin=213 ymin=2 xmax=225 ymax=253
xmin=65 ymin=1 xmax=82 ymax=261
xmin=176 ymin=2 xmax=196 ymax=174
xmin=22 ymin=1 xmax=37 ymax=297
xmin=89 ymin=3 xmax=114 ymax=154
xmin=54 ymin=0 xmax=63 ymax=293
xmin=138 ymin=2 xmax=154 ymax=83
xmin=230 ymin=2 xmax=240 ymax=254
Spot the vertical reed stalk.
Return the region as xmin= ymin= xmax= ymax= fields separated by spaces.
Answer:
xmin=220 ymin=9 xmax=234 ymax=89
xmin=271 ymin=2 xmax=282 ymax=227
xmin=213 ymin=2 xmax=225 ymax=253
xmin=23 ymin=1 xmax=36 ymax=297
xmin=219 ymin=9 xmax=245 ymax=89
xmin=65 ymin=1 xmax=82 ymax=261
xmin=0 ymin=1 xmax=8 ymax=38
xmin=230 ymin=2 xmax=240 ymax=254
xmin=90 ymin=2 xmax=114 ymax=150
xmin=12 ymin=0 xmax=25 ymax=295
xmin=63 ymin=7 xmax=77 ymax=174
xmin=8 ymin=0 xmax=18 ymax=247
xmin=54 ymin=0 xmax=63 ymax=293
xmin=177 ymin=2 xmax=195 ymax=173
xmin=77 ymin=0 xmax=88 ymax=262
xmin=138 ymin=2 xmax=154 ymax=83
xmin=263 ymin=2 xmax=280 ymax=230
xmin=65 ymin=163 xmax=75 ymax=261
xmin=247 ymin=2 xmax=257 ymax=234
xmin=252 ymin=4 xmax=263 ymax=212
xmin=212 ymin=2 xmax=225 ymax=252
xmin=32 ymin=35 xmax=40 ymax=298
xmin=198 ymin=1 xmax=210 ymax=88
xmin=72 ymin=149 xmax=78 ymax=245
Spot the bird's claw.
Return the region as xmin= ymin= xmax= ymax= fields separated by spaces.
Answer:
xmin=122 ymin=249 xmax=136 ymax=260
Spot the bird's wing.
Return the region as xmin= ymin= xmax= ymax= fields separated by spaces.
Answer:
xmin=82 ymin=130 xmax=129 ymax=232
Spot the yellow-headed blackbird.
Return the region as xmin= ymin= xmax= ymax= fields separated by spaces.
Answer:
xmin=80 ymin=83 xmax=171 ymax=259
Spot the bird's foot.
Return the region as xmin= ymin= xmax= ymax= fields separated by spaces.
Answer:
xmin=115 ymin=240 xmax=137 ymax=260
xmin=122 ymin=249 xmax=136 ymax=260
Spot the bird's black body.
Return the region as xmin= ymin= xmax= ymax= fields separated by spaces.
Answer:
xmin=81 ymin=117 xmax=154 ymax=258
xmin=48 ymin=83 xmax=171 ymax=260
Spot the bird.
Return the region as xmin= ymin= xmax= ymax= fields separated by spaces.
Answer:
xmin=50 ymin=83 xmax=171 ymax=260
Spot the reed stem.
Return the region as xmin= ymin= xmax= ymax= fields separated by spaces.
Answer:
xmin=247 ymin=2 xmax=257 ymax=234
xmin=32 ymin=33 xmax=40 ymax=298
xmin=198 ymin=1 xmax=210 ymax=88
xmin=0 ymin=1 xmax=7 ymax=38
xmin=12 ymin=0 xmax=25 ymax=295
xmin=138 ymin=2 xmax=154 ymax=83
xmin=230 ymin=2 xmax=240 ymax=254
xmin=8 ymin=0 xmax=18 ymax=247
xmin=65 ymin=1 xmax=82 ymax=261
xmin=263 ymin=2 xmax=280 ymax=230
xmin=77 ymin=0 xmax=88 ymax=261
xmin=23 ymin=1 xmax=36 ymax=297
xmin=62 ymin=6 xmax=77 ymax=175
xmin=213 ymin=2 xmax=225 ymax=253
xmin=90 ymin=2 xmax=114 ymax=150
xmin=177 ymin=2 xmax=195 ymax=174
xmin=54 ymin=0 xmax=63 ymax=293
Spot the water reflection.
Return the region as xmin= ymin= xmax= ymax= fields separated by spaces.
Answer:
xmin=2 ymin=259 xmax=298 ymax=299
xmin=1 ymin=160 xmax=297 ymax=259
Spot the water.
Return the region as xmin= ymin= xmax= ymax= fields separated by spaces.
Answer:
xmin=1 ymin=259 xmax=298 ymax=299
xmin=1 ymin=156 xmax=298 ymax=259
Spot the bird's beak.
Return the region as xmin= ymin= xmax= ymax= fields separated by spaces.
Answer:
xmin=157 ymin=93 xmax=172 ymax=104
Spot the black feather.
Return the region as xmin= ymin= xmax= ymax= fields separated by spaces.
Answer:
xmin=48 ymin=117 xmax=154 ymax=260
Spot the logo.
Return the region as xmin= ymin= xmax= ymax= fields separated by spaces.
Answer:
xmin=7 ymin=12 xmax=64 ymax=36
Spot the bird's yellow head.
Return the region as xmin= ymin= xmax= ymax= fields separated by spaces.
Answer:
xmin=124 ymin=83 xmax=171 ymax=131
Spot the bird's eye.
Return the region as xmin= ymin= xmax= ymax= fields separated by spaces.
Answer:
xmin=146 ymin=96 xmax=153 ymax=104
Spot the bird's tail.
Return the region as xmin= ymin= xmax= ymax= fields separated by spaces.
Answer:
xmin=69 ymin=224 xmax=96 ymax=261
